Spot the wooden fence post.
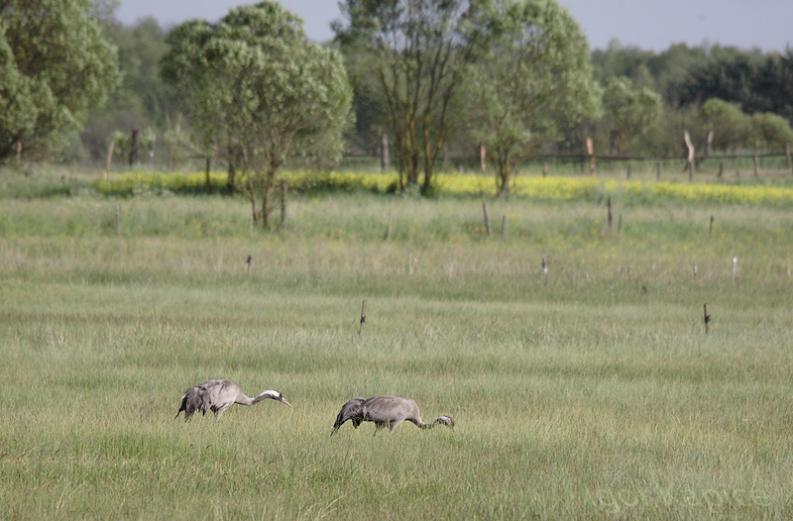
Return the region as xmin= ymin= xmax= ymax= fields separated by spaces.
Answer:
xmin=15 ymin=140 xmax=22 ymax=166
xmin=481 ymin=201 xmax=491 ymax=236
xmin=246 ymin=255 xmax=252 ymax=274
xmin=383 ymin=211 xmax=393 ymax=241
xmin=703 ymin=304 xmax=711 ymax=334
xmin=684 ymin=130 xmax=695 ymax=181
xmin=703 ymin=130 xmax=714 ymax=164
xmin=543 ymin=162 xmax=549 ymax=177
xmin=709 ymin=215 xmax=714 ymax=235
xmin=752 ymin=154 xmax=759 ymax=177
xmin=656 ymin=161 xmax=661 ymax=181
xmin=380 ymin=134 xmax=390 ymax=172
xmin=585 ymin=137 xmax=595 ymax=176
xmin=105 ymin=140 xmax=115 ymax=180
xmin=786 ymin=142 xmax=792 ymax=174
xmin=717 ymin=162 xmax=724 ymax=178
xmin=358 ymin=300 xmax=367 ymax=336
xmin=479 ymin=143 xmax=486 ymax=173
xmin=607 ymin=197 xmax=613 ymax=232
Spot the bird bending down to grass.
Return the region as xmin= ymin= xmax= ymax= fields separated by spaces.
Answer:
xmin=331 ymin=395 xmax=454 ymax=435
xmin=176 ymin=379 xmax=291 ymax=421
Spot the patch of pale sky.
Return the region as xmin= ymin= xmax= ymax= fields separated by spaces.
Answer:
xmin=116 ymin=0 xmax=792 ymax=52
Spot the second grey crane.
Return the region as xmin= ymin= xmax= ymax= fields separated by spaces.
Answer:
xmin=331 ymin=395 xmax=454 ymax=435
xmin=176 ymin=379 xmax=291 ymax=421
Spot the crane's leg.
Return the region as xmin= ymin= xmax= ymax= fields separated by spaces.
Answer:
xmin=373 ymin=423 xmax=385 ymax=436
xmin=214 ymin=404 xmax=231 ymax=419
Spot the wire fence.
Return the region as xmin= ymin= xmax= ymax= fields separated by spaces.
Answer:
xmin=338 ymin=152 xmax=793 ymax=179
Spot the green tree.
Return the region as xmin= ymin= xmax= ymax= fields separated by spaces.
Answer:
xmin=468 ymin=0 xmax=599 ymax=196
xmin=161 ymin=19 xmax=222 ymax=183
xmin=0 ymin=0 xmax=119 ymax=160
xmin=162 ymin=2 xmax=353 ymax=227
xmin=601 ymin=77 xmax=662 ymax=154
xmin=334 ymin=0 xmax=496 ymax=193
xmin=701 ymin=98 xmax=751 ymax=152
xmin=751 ymin=112 xmax=793 ymax=151
xmin=82 ymin=16 xmax=170 ymax=161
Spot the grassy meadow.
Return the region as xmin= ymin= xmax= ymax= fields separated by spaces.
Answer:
xmin=1 ymin=167 xmax=793 ymax=519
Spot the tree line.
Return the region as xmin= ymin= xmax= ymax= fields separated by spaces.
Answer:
xmin=2 ymin=0 xmax=793 ymax=208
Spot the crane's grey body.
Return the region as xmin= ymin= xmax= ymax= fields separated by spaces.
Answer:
xmin=331 ymin=395 xmax=454 ymax=435
xmin=176 ymin=379 xmax=290 ymax=421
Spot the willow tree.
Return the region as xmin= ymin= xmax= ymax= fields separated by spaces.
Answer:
xmin=0 ymin=0 xmax=119 ymax=160
xmin=468 ymin=0 xmax=599 ymax=196
xmin=162 ymin=2 xmax=352 ymax=226
xmin=601 ymin=77 xmax=661 ymax=155
xmin=335 ymin=0 xmax=495 ymax=193
xmin=701 ymin=99 xmax=750 ymax=152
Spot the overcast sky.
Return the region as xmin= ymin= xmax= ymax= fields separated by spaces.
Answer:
xmin=117 ymin=0 xmax=792 ymax=52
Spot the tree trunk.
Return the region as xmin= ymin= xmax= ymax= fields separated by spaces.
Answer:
xmin=403 ymin=116 xmax=420 ymax=187
xmin=260 ymin=161 xmax=279 ymax=228
xmin=226 ymin=143 xmax=238 ymax=192
xmin=247 ymin=176 xmax=257 ymax=225
xmin=128 ymin=128 xmax=139 ymax=166
xmin=496 ymin=151 xmax=510 ymax=197
xmin=498 ymin=168 xmax=510 ymax=197
xmin=279 ymin=181 xmax=288 ymax=229
xmin=420 ymin=114 xmax=437 ymax=194
xmin=261 ymin=173 xmax=274 ymax=228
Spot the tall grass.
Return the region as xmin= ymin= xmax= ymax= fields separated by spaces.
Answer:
xmin=1 ymin=170 xmax=792 ymax=519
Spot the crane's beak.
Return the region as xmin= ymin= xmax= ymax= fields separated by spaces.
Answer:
xmin=279 ymin=397 xmax=292 ymax=407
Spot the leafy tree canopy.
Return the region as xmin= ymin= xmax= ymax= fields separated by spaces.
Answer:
xmin=601 ymin=76 xmax=662 ymax=154
xmin=161 ymin=1 xmax=353 ymax=225
xmin=468 ymin=0 xmax=600 ymax=195
xmin=701 ymin=98 xmax=751 ymax=151
xmin=334 ymin=0 xmax=498 ymax=193
xmin=0 ymin=0 xmax=119 ymax=160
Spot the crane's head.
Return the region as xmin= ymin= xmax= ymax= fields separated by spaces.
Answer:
xmin=257 ymin=390 xmax=292 ymax=407
xmin=435 ymin=415 xmax=455 ymax=430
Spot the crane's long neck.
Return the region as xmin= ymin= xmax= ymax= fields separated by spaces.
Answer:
xmin=235 ymin=390 xmax=282 ymax=406
xmin=418 ymin=417 xmax=445 ymax=429
xmin=252 ymin=390 xmax=281 ymax=405
xmin=235 ymin=393 xmax=256 ymax=406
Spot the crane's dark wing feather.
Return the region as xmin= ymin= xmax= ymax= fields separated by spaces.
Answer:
xmin=331 ymin=397 xmax=365 ymax=435
xmin=176 ymin=386 xmax=209 ymax=420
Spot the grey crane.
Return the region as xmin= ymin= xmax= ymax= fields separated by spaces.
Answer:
xmin=331 ymin=395 xmax=454 ymax=435
xmin=175 ymin=379 xmax=291 ymax=421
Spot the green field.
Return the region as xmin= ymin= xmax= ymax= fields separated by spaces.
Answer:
xmin=1 ymin=168 xmax=793 ymax=520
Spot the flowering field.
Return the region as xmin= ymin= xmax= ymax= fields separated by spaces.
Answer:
xmin=93 ymin=170 xmax=793 ymax=206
